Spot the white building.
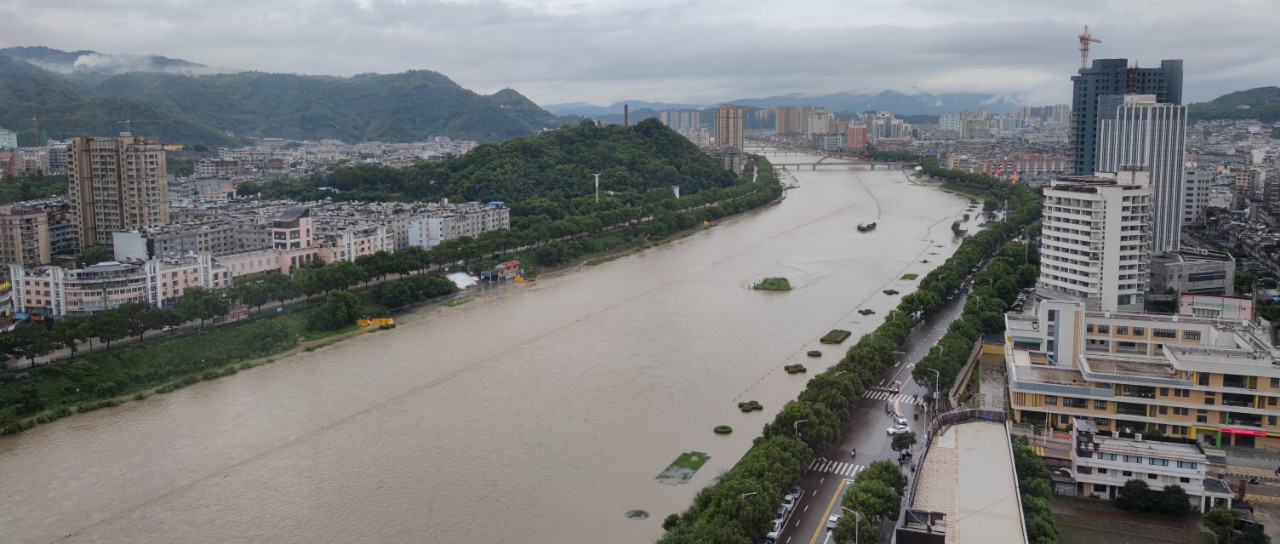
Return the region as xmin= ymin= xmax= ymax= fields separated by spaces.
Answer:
xmin=0 ymin=127 xmax=16 ymax=150
xmin=407 ymin=202 xmax=510 ymax=248
xmin=1096 ymin=94 xmax=1187 ymax=253
xmin=1069 ymin=419 xmax=1235 ymax=512
xmin=1183 ymin=164 xmax=1213 ymax=224
xmin=1037 ymin=172 xmax=1152 ymax=313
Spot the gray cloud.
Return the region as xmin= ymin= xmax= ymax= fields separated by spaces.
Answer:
xmin=0 ymin=0 xmax=1276 ymax=106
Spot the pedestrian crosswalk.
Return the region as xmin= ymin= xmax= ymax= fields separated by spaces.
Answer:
xmin=809 ymin=458 xmax=865 ymax=478
xmin=863 ymin=390 xmax=927 ymax=405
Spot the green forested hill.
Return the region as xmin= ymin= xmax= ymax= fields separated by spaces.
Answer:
xmin=1188 ymin=87 xmax=1280 ymax=123
xmin=244 ymin=118 xmax=738 ymax=204
xmin=0 ymin=48 xmax=561 ymax=145
xmin=0 ymin=55 xmax=240 ymax=146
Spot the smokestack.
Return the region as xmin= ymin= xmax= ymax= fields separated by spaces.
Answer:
xmin=624 ymin=104 xmax=629 ymax=127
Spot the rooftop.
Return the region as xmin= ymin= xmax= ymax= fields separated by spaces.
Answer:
xmin=907 ymin=422 xmax=1025 ymax=544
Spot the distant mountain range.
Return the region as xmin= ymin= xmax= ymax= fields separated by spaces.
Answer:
xmin=0 ymin=47 xmax=562 ymax=146
xmin=545 ymin=90 xmax=1025 ymax=117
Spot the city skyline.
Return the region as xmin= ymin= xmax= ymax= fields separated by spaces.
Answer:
xmin=2 ymin=1 xmax=1277 ymax=107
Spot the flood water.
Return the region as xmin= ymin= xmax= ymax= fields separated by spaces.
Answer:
xmin=0 ymin=152 xmax=970 ymax=544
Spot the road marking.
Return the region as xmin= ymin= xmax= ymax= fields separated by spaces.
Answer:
xmin=807 ymin=479 xmax=852 ymax=544
xmin=804 ymin=505 xmax=809 ymax=512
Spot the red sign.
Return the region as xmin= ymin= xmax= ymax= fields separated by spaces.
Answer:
xmin=1222 ymin=428 xmax=1268 ymax=436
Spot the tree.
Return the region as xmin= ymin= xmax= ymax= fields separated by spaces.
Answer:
xmin=9 ymin=321 xmax=56 ymax=364
xmin=90 ymin=307 xmax=130 ymax=349
xmin=75 ymin=245 xmax=112 ymax=268
xmin=173 ymin=286 xmax=229 ymax=328
xmin=115 ymin=301 xmax=161 ymax=341
xmin=230 ymin=275 xmax=272 ymax=312
xmin=859 ymin=460 xmax=908 ymax=495
xmin=51 ymin=315 xmax=92 ymax=357
xmin=1158 ymin=484 xmax=1191 ymax=516
xmin=846 ymin=478 xmax=901 ymax=521
xmin=891 ymin=431 xmax=917 ymax=454
xmin=1116 ymin=479 xmax=1153 ymax=512
xmin=1203 ymin=507 xmax=1238 ymax=544
xmin=306 ymin=290 xmax=362 ymax=332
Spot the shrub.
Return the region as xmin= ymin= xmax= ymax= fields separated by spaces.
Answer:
xmin=713 ymin=425 xmax=733 ymax=434
xmin=752 ymin=277 xmax=793 ymax=291
xmin=859 ymin=309 xmax=875 ymax=315
xmin=884 ymin=289 xmax=899 ymax=295
xmin=784 ymin=364 xmax=807 ymax=374
xmin=807 ymin=350 xmax=822 ymax=357
xmin=738 ymin=400 xmax=763 ymax=412
xmin=1158 ymin=484 xmax=1191 ymax=516
xmin=1116 ymin=479 xmax=1154 ymax=512
xmin=820 ymin=330 xmax=852 ymax=344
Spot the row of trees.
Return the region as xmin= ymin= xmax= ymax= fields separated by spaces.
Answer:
xmin=832 ymin=460 xmax=908 ymax=543
xmin=657 ymin=157 xmax=1043 ymax=543
xmin=0 ymin=287 xmax=230 ymax=366
xmin=1012 ymin=437 xmax=1061 ymax=544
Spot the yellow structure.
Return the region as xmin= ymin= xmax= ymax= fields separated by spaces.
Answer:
xmin=357 ymin=318 xmax=395 ymax=327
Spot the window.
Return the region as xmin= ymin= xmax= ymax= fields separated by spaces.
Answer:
xmin=1176 ymin=461 xmax=1198 ymax=469
xmin=1117 ymin=326 xmax=1129 ymax=335
xmin=1273 ymin=378 xmax=1279 ymax=389
xmin=1149 ymin=458 xmax=1169 ymax=467
xmin=1122 ymin=471 xmax=1133 ymax=477
xmin=1270 ymin=416 xmax=1277 ymax=426
xmin=1183 ymin=330 xmax=1201 ymax=341
xmin=1270 ymin=397 xmax=1277 ymax=407
xmin=1095 ymin=400 xmax=1108 ymax=410
xmin=1147 ymin=473 xmax=1159 ymax=480
xmin=1099 ymin=453 xmax=1117 ymax=461
xmin=1205 ymin=398 xmax=1216 ymax=405
xmin=1098 ymin=468 xmax=1108 ymax=474
xmin=1133 ymin=327 xmax=1145 ymax=336
xmin=1159 ymin=405 xmax=1168 ymax=415
xmin=1198 ymin=373 xmax=1210 ymax=386
xmin=1160 ymin=387 xmax=1169 ymax=396
xmin=1154 ymin=329 xmax=1177 ymax=339
xmin=1044 ymin=395 xmax=1057 ymax=406
xmin=1087 ymin=324 xmax=1095 ymax=333
xmin=1180 ymin=477 xmax=1191 ymax=483
xmin=1097 ymin=325 xmax=1110 ymax=334
xmin=1197 ymin=415 xmax=1208 ymax=423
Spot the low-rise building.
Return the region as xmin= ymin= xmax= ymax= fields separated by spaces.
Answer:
xmin=1069 ymin=418 xmax=1235 ymax=512
xmin=1005 ymin=298 xmax=1280 ymax=450
xmin=1149 ymin=249 xmax=1235 ymax=296
xmin=407 ymin=202 xmax=510 ymax=248
xmin=8 ymin=253 xmax=231 ymax=317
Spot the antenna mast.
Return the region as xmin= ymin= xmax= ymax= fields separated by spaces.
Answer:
xmin=1078 ymin=25 xmax=1102 ymax=69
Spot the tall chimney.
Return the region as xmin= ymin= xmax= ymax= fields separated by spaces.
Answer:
xmin=624 ymin=104 xmax=629 ymax=127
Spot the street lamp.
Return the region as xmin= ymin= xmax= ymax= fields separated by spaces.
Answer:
xmin=740 ymin=492 xmax=757 ymax=499
xmin=929 ymin=368 xmax=941 ymax=415
xmin=794 ymin=419 xmax=808 ymax=437
xmin=841 ymin=507 xmax=863 ymax=544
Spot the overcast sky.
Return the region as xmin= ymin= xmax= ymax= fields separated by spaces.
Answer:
xmin=2 ymin=0 xmax=1277 ymax=107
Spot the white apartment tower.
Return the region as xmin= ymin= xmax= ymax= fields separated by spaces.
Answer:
xmin=713 ymin=104 xmax=745 ymax=152
xmin=1096 ymin=94 xmax=1187 ymax=253
xmin=1037 ymin=171 xmax=1152 ymax=313
xmin=1182 ymin=164 xmax=1213 ymax=225
xmin=67 ymin=133 xmax=170 ymax=249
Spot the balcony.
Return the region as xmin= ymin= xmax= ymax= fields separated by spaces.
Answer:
xmin=1221 ymin=393 xmax=1255 ymax=408
xmin=1120 ymin=386 xmax=1157 ymax=399
xmin=1224 ymin=413 xmax=1263 ymax=428
xmin=1116 ymin=402 xmax=1148 ymax=417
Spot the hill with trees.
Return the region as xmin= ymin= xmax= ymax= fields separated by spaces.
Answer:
xmin=243 ymin=118 xmax=738 ymax=204
xmin=0 ymin=47 xmax=561 ymax=145
xmin=1188 ymin=86 xmax=1280 ymax=123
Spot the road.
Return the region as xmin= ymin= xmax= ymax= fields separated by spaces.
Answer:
xmin=774 ymin=290 xmax=970 ymax=544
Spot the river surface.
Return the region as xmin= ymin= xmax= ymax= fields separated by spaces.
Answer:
xmin=0 ymin=152 xmax=971 ymax=544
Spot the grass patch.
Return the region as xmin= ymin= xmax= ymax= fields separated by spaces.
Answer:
xmin=752 ymin=277 xmax=792 ymax=291
xmin=656 ymin=451 xmax=712 ymax=485
xmin=303 ymin=324 xmax=359 ymax=342
xmin=738 ymin=400 xmax=763 ymax=412
xmin=901 ymin=273 xmax=919 ymax=280
xmin=441 ymin=297 xmax=472 ymax=308
xmin=586 ymin=254 xmax=626 ymax=266
xmin=820 ymin=329 xmax=852 ymax=344
xmin=807 ymin=350 xmax=822 ymax=357
xmin=784 ymin=364 xmax=807 ymax=374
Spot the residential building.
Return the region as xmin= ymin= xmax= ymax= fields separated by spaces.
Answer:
xmin=1037 ymin=172 xmax=1152 ymax=313
xmin=8 ymin=253 xmax=231 ymax=317
xmin=407 ymin=202 xmax=510 ymax=248
xmin=775 ymin=106 xmax=800 ymax=134
xmin=0 ymin=127 xmax=16 ymax=150
xmin=1004 ymin=297 xmax=1280 ymax=450
xmin=714 ymin=104 xmax=745 ymax=151
xmin=67 ymin=133 xmax=169 ymax=249
xmin=1096 ymin=94 xmax=1188 ymax=252
xmin=846 ymin=125 xmax=867 ymax=152
xmin=195 ymin=158 xmax=241 ymax=178
xmin=0 ymin=204 xmax=51 ymax=269
xmin=315 ymin=225 xmax=389 ymax=263
xmin=868 ymin=112 xmax=907 ymax=142
xmin=1069 ymin=419 xmax=1235 ymax=511
xmin=1183 ymin=164 xmax=1213 ymax=224
xmin=1071 ymin=59 xmax=1183 ymax=176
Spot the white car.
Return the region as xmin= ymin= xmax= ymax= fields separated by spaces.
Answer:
xmin=826 ymin=514 xmax=841 ymax=529
xmin=782 ymin=493 xmax=797 ymax=509
xmin=890 ymin=380 xmax=901 ymax=393
xmin=887 ymin=424 xmax=911 ymax=435
xmin=894 ymin=414 xmax=909 ymax=426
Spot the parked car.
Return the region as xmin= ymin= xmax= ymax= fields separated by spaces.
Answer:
xmin=887 ymin=424 xmax=911 ymax=435
xmin=826 ymin=514 xmax=841 ymax=529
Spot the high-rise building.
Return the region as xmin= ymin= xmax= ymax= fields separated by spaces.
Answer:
xmin=0 ymin=127 xmax=16 ymax=150
xmin=775 ymin=106 xmax=799 ymax=134
xmin=1183 ymin=164 xmax=1213 ymax=224
xmin=713 ymin=104 xmax=744 ymax=151
xmin=1096 ymin=94 xmax=1187 ymax=252
xmin=67 ymin=133 xmax=170 ymax=249
xmin=1071 ymin=59 xmax=1183 ymax=176
xmin=1036 ymin=171 xmax=1151 ymax=313
xmin=0 ymin=204 xmax=51 ymax=268
xmin=846 ymin=125 xmax=867 ymax=152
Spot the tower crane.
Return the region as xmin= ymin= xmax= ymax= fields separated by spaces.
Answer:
xmin=1078 ymin=25 xmax=1101 ymax=69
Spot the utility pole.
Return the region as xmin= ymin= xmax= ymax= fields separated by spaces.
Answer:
xmin=593 ymin=173 xmax=600 ymax=204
